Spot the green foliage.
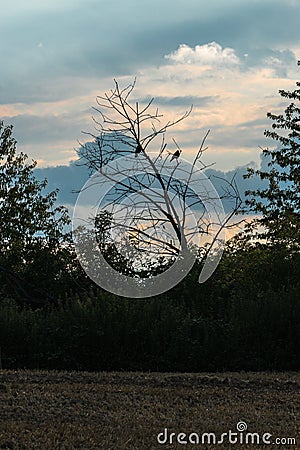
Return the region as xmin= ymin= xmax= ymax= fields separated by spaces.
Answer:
xmin=244 ymin=60 xmax=300 ymax=248
xmin=0 ymin=122 xmax=69 ymax=243
xmin=0 ymin=66 xmax=299 ymax=373
xmin=0 ymin=121 xmax=83 ymax=302
xmin=0 ymin=257 xmax=299 ymax=372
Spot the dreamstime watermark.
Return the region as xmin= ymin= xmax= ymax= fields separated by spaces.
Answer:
xmin=72 ymin=155 xmax=227 ymax=298
xmin=157 ymin=421 xmax=297 ymax=446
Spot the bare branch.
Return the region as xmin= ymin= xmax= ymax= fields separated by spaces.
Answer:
xmin=78 ymin=79 xmax=241 ymax=277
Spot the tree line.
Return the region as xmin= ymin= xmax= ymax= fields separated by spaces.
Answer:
xmin=0 ymin=61 xmax=299 ymax=371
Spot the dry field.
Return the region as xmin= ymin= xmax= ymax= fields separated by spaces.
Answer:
xmin=0 ymin=370 xmax=299 ymax=449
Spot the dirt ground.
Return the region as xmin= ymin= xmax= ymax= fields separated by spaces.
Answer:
xmin=0 ymin=370 xmax=299 ymax=449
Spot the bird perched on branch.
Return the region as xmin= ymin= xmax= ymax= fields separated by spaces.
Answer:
xmin=135 ymin=143 xmax=143 ymax=157
xmin=170 ymin=149 xmax=181 ymax=161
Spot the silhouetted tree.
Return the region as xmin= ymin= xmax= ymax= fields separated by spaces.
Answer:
xmin=244 ymin=60 xmax=300 ymax=251
xmin=0 ymin=121 xmax=73 ymax=302
xmin=77 ymin=79 xmax=241 ymax=280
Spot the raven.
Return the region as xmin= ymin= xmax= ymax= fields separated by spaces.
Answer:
xmin=135 ymin=143 xmax=143 ymax=157
xmin=170 ymin=149 xmax=181 ymax=161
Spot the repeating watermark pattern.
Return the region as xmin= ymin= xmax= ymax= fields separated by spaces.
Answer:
xmin=157 ymin=421 xmax=297 ymax=446
xmin=72 ymin=155 xmax=226 ymax=298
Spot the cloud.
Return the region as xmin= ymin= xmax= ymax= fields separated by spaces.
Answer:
xmin=139 ymin=95 xmax=217 ymax=107
xmin=1 ymin=109 xmax=93 ymax=166
xmin=238 ymin=48 xmax=297 ymax=78
xmin=34 ymin=155 xmax=269 ymax=215
xmin=3 ymin=111 xmax=89 ymax=145
xmin=165 ymin=42 xmax=240 ymax=66
xmin=131 ymin=0 xmax=300 ymax=71
xmin=35 ymin=160 xmax=89 ymax=205
xmin=3 ymin=38 xmax=297 ymax=171
xmin=1 ymin=0 xmax=299 ymax=173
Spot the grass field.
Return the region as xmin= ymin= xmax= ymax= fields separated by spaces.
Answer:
xmin=0 ymin=370 xmax=299 ymax=449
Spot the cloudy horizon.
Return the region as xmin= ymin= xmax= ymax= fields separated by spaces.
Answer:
xmin=1 ymin=0 xmax=299 ymax=174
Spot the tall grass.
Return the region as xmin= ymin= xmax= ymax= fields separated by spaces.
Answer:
xmin=0 ymin=276 xmax=299 ymax=371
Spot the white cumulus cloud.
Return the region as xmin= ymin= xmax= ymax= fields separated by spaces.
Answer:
xmin=165 ymin=42 xmax=240 ymax=66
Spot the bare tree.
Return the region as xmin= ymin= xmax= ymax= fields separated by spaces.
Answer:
xmin=76 ymin=79 xmax=241 ymax=280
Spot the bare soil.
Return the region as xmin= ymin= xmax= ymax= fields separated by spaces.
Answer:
xmin=0 ymin=370 xmax=299 ymax=449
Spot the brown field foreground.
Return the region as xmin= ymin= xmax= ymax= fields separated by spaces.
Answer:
xmin=0 ymin=371 xmax=299 ymax=450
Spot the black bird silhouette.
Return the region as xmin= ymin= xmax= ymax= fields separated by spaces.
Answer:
xmin=170 ymin=149 xmax=181 ymax=161
xmin=135 ymin=143 xmax=143 ymax=157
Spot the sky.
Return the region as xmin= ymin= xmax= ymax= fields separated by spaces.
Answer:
xmin=1 ymin=0 xmax=300 ymax=175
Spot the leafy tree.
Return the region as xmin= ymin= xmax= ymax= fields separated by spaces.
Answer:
xmin=225 ymin=61 xmax=300 ymax=296
xmin=0 ymin=121 xmax=76 ymax=302
xmin=244 ymin=60 xmax=300 ymax=250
